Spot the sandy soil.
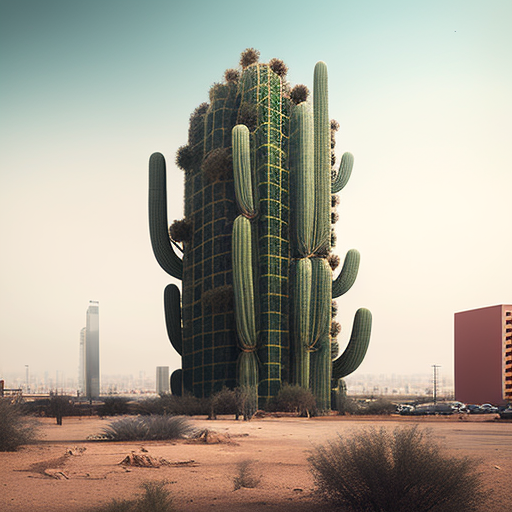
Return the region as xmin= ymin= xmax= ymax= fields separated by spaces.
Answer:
xmin=1 ymin=414 xmax=511 ymax=512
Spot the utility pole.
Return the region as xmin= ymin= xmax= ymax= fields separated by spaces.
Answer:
xmin=25 ymin=365 xmax=29 ymax=394
xmin=432 ymin=365 xmax=441 ymax=404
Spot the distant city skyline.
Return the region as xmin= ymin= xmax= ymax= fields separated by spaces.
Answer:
xmin=1 ymin=1 xmax=510 ymax=380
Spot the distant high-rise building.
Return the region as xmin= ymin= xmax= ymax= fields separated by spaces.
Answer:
xmin=156 ymin=366 xmax=170 ymax=395
xmin=78 ymin=327 xmax=86 ymax=394
xmin=454 ymin=304 xmax=512 ymax=405
xmin=82 ymin=301 xmax=100 ymax=399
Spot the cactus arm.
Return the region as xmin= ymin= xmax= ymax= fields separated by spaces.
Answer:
xmin=164 ymin=284 xmax=182 ymax=356
xmin=232 ymin=125 xmax=257 ymax=218
xmin=290 ymin=103 xmax=314 ymax=256
xmin=332 ymin=152 xmax=354 ymax=193
xmin=170 ymin=369 xmax=182 ymax=396
xmin=148 ymin=152 xmax=183 ymax=279
xmin=313 ymin=61 xmax=331 ymax=254
xmin=332 ymin=308 xmax=372 ymax=379
xmin=332 ymin=249 xmax=360 ymax=298
xmin=232 ymin=216 xmax=257 ymax=349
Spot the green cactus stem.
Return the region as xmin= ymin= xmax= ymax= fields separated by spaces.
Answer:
xmin=313 ymin=61 xmax=331 ymax=254
xmin=148 ymin=153 xmax=183 ymax=279
xmin=291 ymin=258 xmax=312 ymax=388
xmin=232 ymin=125 xmax=257 ymax=218
xmin=332 ymin=249 xmax=360 ymax=298
xmin=164 ymin=284 xmax=182 ymax=356
xmin=332 ymin=152 xmax=354 ymax=193
xmin=290 ymin=102 xmax=314 ymax=256
xmin=232 ymin=216 xmax=257 ymax=350
xmin=332 ymin=308 xmax=372 ymax=380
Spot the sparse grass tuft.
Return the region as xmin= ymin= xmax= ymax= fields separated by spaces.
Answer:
xmin=99 ymin=415 xmax=195 ymax=441
xmin=233 ymin=460 xmax=260 ymax=490
xmin=87 ymin=480 xmax=174 ymax=512
xmin=309 ymin=425 xmax=489 ymax=512
xmin=0 ymin=399 xmax=38 ymax=451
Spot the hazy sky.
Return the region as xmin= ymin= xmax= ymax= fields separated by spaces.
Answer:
xmin=1 ymin=0 xmax=510 ymax=383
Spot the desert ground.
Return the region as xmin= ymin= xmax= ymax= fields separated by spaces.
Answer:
xmin=1 ymin=414 xmax=511 ymax=512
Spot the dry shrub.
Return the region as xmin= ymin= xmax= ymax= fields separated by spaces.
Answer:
xmin=290 ymin=84 xmax=309 ymax=105
xmin=237 ymin=102 xmax=258 ymax=131
xmin=330 ymin=320 xmax=341 ymax=338
xmin=327 ymin=254 xmax=340 ymax=270
xmin=99 ymin=415 xmax=195 ymax=441
xmin=309 ymin=425 xmax=489 ymax=512
xmin=224 ymin=68 xmax=240 ymax=83
xmin=202 ymin=147 xmax=232 ymax=182
xmin=98 ymin=396 xmax=132 ymax=417
xmin=233 ymin=460 xmax=261 ymax=490
xmin=331 ymin=211 xmax=339 ymax=224
xmin=175 ymin=145 xmax=193 ymax=172
xmin=240 ymin=48 xmax=260 ymax=68
xmin=201 ymin=284 xmax=234 ymax=313
xmin=0 ymin=399 xmax=38 ymax=451
xmin=331 ymin=194 xmax=340 ymax=207
xmin=133 ymin=394 xmax=210 ymax=416
xmin=269 ymin=58 xmax=288 ymax=77
xmin=169 ymin=218 xmax=192 ymax=243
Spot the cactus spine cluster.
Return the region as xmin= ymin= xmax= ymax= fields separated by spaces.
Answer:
xmin=148 ymin=50 xmax=372 ymax=410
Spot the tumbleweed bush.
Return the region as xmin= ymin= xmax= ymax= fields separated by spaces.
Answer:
xmin=308 ymin=425 xmax=488 ymax=512
xmin=100 ymin=415 xmax=195 ymax=441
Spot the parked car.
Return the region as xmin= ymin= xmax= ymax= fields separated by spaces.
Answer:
xmin=480 ymin=403 xmax=499 ymax=413
xmin=465 ymin=404 xmax=483 ymax=414
xmin=498 ymin=407 xmax=512 ymax=420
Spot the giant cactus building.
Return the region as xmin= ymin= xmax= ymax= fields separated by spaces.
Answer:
xmin=149 ymin=49 xmax=371 ymax=410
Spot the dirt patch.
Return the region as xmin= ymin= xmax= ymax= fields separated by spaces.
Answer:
xmin=1 ymin=415 xmax=510 ymax=512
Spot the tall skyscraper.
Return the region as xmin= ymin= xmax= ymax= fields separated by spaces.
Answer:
xmin=156 ymin=366 xmax=170 ymax=395
xmin=82 ymin=301 xmax=100 ymax=399
xmin=454 ymin=304 xmax=512 ymax=405
xmin=78 ymin=327 xmax=86 ymax=394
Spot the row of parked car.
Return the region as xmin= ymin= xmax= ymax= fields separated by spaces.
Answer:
xmin=397 ymin=402 xmax=512 ymax=417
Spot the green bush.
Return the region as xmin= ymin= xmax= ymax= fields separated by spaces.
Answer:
xmin=87 ymin=480 xmax=174 ymax=512
xmin=267 ymin=384 xmax=317 ymax=417
xmin=308 ymin=426 xmax=488 ymax=512
xmin=100 ymin=415 xmax=195 ymax=441
xmin=0 ymin=399 xmax=38 ymax=451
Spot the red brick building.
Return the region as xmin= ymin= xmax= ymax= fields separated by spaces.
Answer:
xmin=454 ymin=304 xmax=512 ymax=405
